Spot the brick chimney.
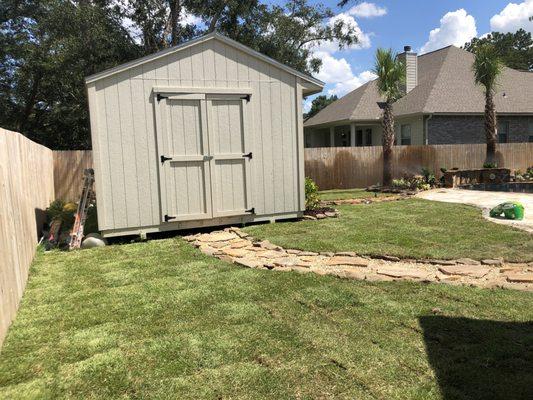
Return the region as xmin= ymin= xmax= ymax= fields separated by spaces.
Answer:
xmin=398 ymin=45 xmax=418 ymax=93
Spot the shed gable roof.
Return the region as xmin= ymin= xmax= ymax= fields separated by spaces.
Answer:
xmin=85 ymin=32 xmax=324 ymax=90
xmin=305 ymin=45 xmax=533 ymax=128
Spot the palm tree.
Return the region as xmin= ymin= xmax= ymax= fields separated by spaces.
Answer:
xmin=373 ymin=48 xmax=405 ymax=186
xmin=472 ymin=44 xmax=503 ymax=165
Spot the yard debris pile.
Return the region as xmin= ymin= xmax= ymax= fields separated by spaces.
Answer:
xmin=184 ymin=227 xmax=533 ymax=292
xmin=321 ymin=193 xmax=410 ymax=206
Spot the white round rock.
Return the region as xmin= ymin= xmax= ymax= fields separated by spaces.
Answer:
xmin=81 ymin=233 xmax=107 ymax=249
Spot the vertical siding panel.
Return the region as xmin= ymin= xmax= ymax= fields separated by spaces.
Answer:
xmin=258 ymin=62 xmax=273 ymax=214
xmin=179 ymin=47 xmax=193 ymax=87
xmin=103 ymin=77 xmax=126 ymax=228
xmin=225 ymin=45 xmax=238 ymax=85
xmin=130 ymin=74 xmax=153 ymax=226
xmin=213 ymin=40 xmax=228 ymax=87
xmin=118 ymin=77 xmax=140 ymax=227
xmin=191 ymin=44 xmax=205 ymax=87
xmin=270 ymin=66 xmax=284 ymax=212
xmin=202 ymin=40 xmax=216 ymax=87
xmin=87 ymin=83 xmax=110 ymax=229
xmin=143 ymin=79 xmax=160 ymax=225
xmin=247 ymin=55 xmax=265 ymax=214
xmin=280 ymin=73 xmax=296 ymax=211
xmin=96 ymin=80 xmax=116 ymax=228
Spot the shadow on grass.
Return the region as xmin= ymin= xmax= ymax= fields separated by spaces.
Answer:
xmin=419 ymin=316 xmax=533 ymax=400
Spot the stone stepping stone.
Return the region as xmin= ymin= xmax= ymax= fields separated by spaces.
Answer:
xmin=198 ymin=231 xmax=236 ymax=242
xmin=505 ymin=272 xmax=533 ymax=283
xmin=254 ymin=240 xmax=282 ymax=251
xmin=427 ymin=259 xmax=456 ymax=266
xmin=222 ymin=248 xmax=249 ymax=258
xmin=199 ymin=245 xmax=218 ymax=256
xmin=273 ymin=257 xmax=301 ymax=268
xmin=229 ymin=240 xmax=250 ymax=249
xmin=455 ymin=258 xmax=481 ymax=265
xmin=325 ymin=256 xmax=368 ymax=267
xmin=481 ymin=259 xmax=503 ymax=266
xmin=376 ymin=267 xmax=432 ymax=280
xmin=438 ymin=265 xmax=490 ymax=278
xmin=255 ymin=250 xmax=285 ymax=259
xmin=234 ymin=258 xmax=263 ymax=269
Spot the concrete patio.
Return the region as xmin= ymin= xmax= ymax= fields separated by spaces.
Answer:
xmin=417 ymin=188 xmax=533 ymax=233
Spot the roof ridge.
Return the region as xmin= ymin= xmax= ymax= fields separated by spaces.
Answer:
xmin=420 ymin=46 xmax=453 ymax=113
xmin=349 ymin=79 xmax=375 ymax=120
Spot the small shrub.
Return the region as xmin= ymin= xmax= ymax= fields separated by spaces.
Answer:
xmin=483 ymin=162 xmax=498 ymax=168
xmin=391 ymin=178 xmax=410 ymax=189
xmin=421 ymin=167 xmax=436 ymax=186
xmin=305 ymin=177 xmax=320 ymax=210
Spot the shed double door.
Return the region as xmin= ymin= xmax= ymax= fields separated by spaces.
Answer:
xmin=157 ymin=93 xmax=252 ymax=222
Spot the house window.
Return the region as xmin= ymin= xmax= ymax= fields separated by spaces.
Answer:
xmin=356 ymin=130 xmax=363 ymax=146
xmin=528 ymin=118 xmax=533 ymax=135
xmin=529 ymin=135 xmax=533 ymax=143
xmin=498 ymin=120 xmax=509 ymax=143
xmin=334 ymin=125 xmax=350 ymax=147
xmin=365 ymin=129 xmax=372 ymax=146
xmin=400 ymin=124 xmax=411 ymax=145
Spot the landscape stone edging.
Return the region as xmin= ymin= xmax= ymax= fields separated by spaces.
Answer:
xmin=183 ymin=227 xmax=533 ymax=292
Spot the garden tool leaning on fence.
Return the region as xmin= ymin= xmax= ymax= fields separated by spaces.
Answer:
xmin=69 ymin=168 xmax=95 ymax=250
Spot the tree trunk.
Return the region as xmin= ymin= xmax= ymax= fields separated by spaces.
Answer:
xmin=484 ymin=91 xmax=497 ymax=165
xmin=16 ymin=71 xmax=42 ymax=133
xmin=169 ymin=0 xmax=180 ymax=46
xmin=381 ymin=101 xmax=395 ymax=186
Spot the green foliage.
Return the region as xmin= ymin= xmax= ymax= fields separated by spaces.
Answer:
xmin=421 ymin=167 xmax=437 ymax=186
xmin=1 ymin=0 xmax=360 ymax=150
xmin=304 ymin=95 xmax=338 ymax=120
xmin=472 ymin=44 xmax=504 ymax=95
xmin=373 ymin=48 xmax=406 ymax=102
xmin=46 ymin=199 xmax=75 ymax=229
xmin=483 ymin=162 xmax=498 ymax=168
xmin=0 ymin=0 xmax=141 ymax=149
xmin=464 ymin=29 xmax=533 ymax=71
xmin=305 ymin=177 xmax=320 ymax=210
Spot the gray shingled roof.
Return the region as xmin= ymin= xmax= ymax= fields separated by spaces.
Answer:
xmin=305 ymin=45 xmax=533 ymax=128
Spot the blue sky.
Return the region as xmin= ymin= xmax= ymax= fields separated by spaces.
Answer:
xmin=298 ymin=0 xmax=533 ymax=110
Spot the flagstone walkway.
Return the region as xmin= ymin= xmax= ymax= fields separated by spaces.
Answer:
xmin=184 ymin=227 xmax=533 ymax=292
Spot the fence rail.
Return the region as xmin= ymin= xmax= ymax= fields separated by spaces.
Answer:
xmin=304 ymin=143 xmax=533 ymax=190
xmin=0 ymin=129 xmax=55 ymax=346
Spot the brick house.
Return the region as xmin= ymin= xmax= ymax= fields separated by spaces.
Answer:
xmin=304 ymin=45 xmax=533 ymax=148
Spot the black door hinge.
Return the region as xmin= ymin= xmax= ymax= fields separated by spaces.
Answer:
xmin=243 ymin=152 xmax=252 ymax=159
xmin=241 ymin=94 xmax=251 ymax=102
xmin=245 ymin=207 xmax=255 ymax=214
xmin=157 ymin=93 xmax=168 ymax=102
xmin=164 ymin=214 xmax=177 ymax=222
xmin=160 ymin=155 xmax=172 ymax=163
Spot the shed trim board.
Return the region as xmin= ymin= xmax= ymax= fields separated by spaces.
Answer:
xmin=85 ymin=32 xmax=324 ymax=93
xmin=86 ymin=34 xmax=322 ymax=237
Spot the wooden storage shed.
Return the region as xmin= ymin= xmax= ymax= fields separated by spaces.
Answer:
xmin=85 ymin=32 xmax=324 ymax=237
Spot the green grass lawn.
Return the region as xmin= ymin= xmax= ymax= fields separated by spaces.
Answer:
xmin=319 ymin=188 xmax=395 ymax=201
xmin=0 ymin=239 xmax=532 ymax=399
xmin=245 ymin=199 xmax=533 ymax=262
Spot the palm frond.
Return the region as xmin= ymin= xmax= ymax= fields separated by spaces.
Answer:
xmin=373 ymin=48 xmax=406 ymax=102
xmin=472 ymin=44 xmax=503 ymax=94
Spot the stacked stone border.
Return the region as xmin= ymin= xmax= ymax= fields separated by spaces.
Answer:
xmin=184 ymin=227 xmax=533 ymax=292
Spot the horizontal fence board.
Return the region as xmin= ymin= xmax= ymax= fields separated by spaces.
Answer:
xmin=305 ymin=143 xmax=533 ymax=190
xmin=0 ymin=129 xmax=54 ymax=346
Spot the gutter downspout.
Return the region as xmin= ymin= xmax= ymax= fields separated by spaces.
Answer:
xmin=424 ymin=114 xmax=433 ymax=145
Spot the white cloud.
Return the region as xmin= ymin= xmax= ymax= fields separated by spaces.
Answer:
xmin=306 ymin=11 xmax=375 ymax=98
xmin=348 ymin=2 xmax=387 ymax=18
xmin=303 ymin=99 xmax=313 ymax=113
xmin=490 ymin=0 xmax=533 ymax=34
xmin=420 ymin=9 xmax=477 ymax=54
xmin=327 ymin=70 xmax=377 ymax=97
xmin=311 ymin=13 xmax=372 ymax=53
